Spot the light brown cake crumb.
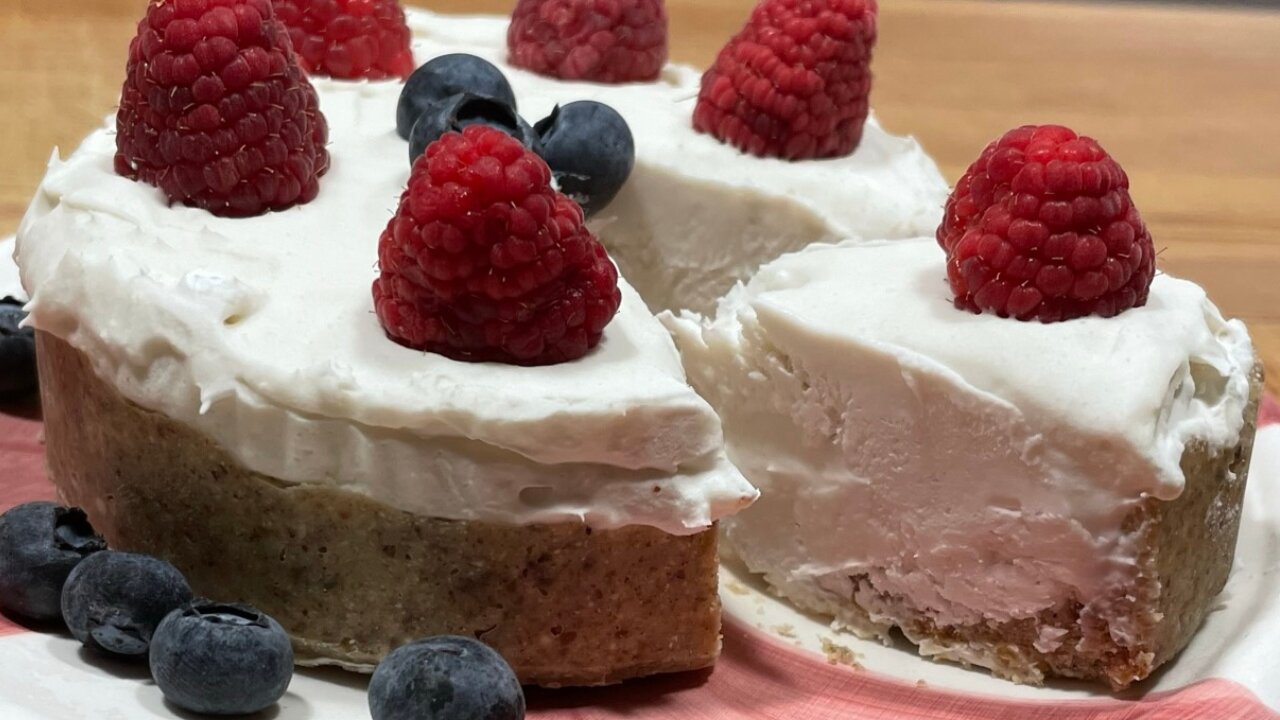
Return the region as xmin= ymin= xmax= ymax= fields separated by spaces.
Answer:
xmin=771 ymin=624 xmax=796 ymax=639
xmin=916 ymin=679 xmax=928 ymax=688
xmin=726 ymin=581 xmax=750 ymax=596
xmin=820 ymin=637 xmax=862 ymax=669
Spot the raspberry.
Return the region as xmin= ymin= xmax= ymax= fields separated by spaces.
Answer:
xmin=938 ymin=125 xmax=1156 ymax=322
xmin=373 ymin=125 xmax=623 ymax=366
xmin=692 ymin=0 xmax=876 ymax=160
xmin=114 ymin=0 xmax=330 ymax=218
xmin=507 ymin=0 xmax=668 ymax=83
xmin=274 ymin=0 xmax=414 ymax=81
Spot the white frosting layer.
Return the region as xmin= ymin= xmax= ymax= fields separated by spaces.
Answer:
xmin=13 ymin=13 xmax=792 ymax=533
xmin=665 ymin=238 xmax=1255 ymax=637
xmin=404 ymin=11 xmax=949 ymax=314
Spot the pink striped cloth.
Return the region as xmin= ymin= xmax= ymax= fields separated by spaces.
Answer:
xmin=2 ymin=395 xmax=1278 ymax=718
xmin=525 ymin=620 xmax=1280 ymax=719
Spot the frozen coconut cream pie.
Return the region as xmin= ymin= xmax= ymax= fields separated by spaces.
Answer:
xmin=667 ymin=125 xmax=1263 ymax=689
xmin=7 ymin=0 xmax=800 ymax=687
xmin=12 ymin=0 xmax=970 ymax=690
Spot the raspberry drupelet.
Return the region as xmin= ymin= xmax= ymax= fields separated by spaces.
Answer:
xmin=507 ymin=0 xmax=668 ymax=84
xmin=693 ymin=0 xmax=877 ymax=160
xmin=114 ymin=0 xmax=330 ymax=217
xmin=373 ymin=125 xmax=623 ymax=366
xmin=938 ymin=125 xmax=1156 ymax=322
xmin=274 ymin=0 xmax=414 ymax=81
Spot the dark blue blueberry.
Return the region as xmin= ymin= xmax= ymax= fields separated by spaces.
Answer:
xmin=409 ymin=94 xmax=542 ymax=165
xmin=0 ymin=502 xmax=106 ymax=621
xmin=0 ymin=297 xmax=37 ymax=399
xmin=61 ymin=550 xmax=192 ymax=657
xmin=369 ymin=636 xmax=525 ymax=720
xmin=150 ymin=602 xmax=294 ymax=716
xmin=534 ymin=101 xmax=635 ymax=219
xmin=397 ymin=54 xmax=517 ymax=140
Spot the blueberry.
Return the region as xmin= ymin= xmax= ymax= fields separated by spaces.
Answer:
xmin=0 ymin=298 xmax=37 ymax=399
xmin=397 ymin=54 xmax=517 ymax=140
xmin=409 ymin=94 xmax=542 ymax=164
xmin=61 ymin=550 xmax=192 ymax=657
xmin=150 ymin=601 xmax=294 ymax=716
xmin=534 ymin=101 xmax=636 ymax=218
xmin=0 ymin=502 xmax=106 ymax=621
xmin=369 ymin=636 xmax=525 ymax=720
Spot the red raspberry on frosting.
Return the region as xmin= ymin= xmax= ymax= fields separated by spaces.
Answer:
xmin=373 ymin=125 xmax=623 ymax=366
xmin=274 ymin=0 xmax=414 ymax=80
xmin=507 ymin=0 xmax=668 ymax=83
xmin=692 ymin=0 xmax=876 ymax=160
xmin=938 ymin=125 xmax=1156 ymax=322
xmin=114 ymin=0 xmax=330 ymax=217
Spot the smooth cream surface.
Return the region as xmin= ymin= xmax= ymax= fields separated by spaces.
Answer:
xmin=665 ymin=238 xmax=1255 ymax=636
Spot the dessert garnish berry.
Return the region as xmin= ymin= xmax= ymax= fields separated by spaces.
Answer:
xmin=397 ymin=54 xmax=518 ymax=140
xmin=275 ymin=0 xmax=414 ymax=80
xmin=369 ymin=636 xmax=525 ymax=720
xmin=150 ymin=602 xmax=294 ymax=716
xmin=937 ymin=125 xmax=1156 ymax=322
xmin=0 ymin=502 xmax=106 ymax=621
xmin=61 ymin=551 xmax=193 ymax=657
xmin=409 ymin=94 xmax=542 ymax=165
xmin=373 ymin=125 xmax=622 ymax=366
xmin=114 ymin=0 xmax=331 ymax=217
xmin=508 ymin=0 xmax=668 ymax=83
xmin=0 ymin=298 xmax=37 ymax=399
xmin=534 ymin=101 xmax=635 ymax=218
xmin=693 ymin=0 xmax=877 ymax=160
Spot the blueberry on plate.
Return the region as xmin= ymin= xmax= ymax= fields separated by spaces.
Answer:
xmin=0 ymin=502 xmax=106 ymax=621
xmin=534 ymin=101 xmax=635 ymax=219
xmin=369 ymin=636 xmax=525 ymax=720
xmin=409 ymin=93 xmax=542 ymax=164
xmin=0 ymin=297 xmax=37 ymax=399
xmin=150 ymin=601 xmax=294 ymax=716
xmin=397 ymin=54 xmax=518 ymax=140
xmin=61 ymin=550 xmax=193 ymax=657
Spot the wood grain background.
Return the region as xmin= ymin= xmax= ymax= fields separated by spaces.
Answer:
xmin=1 ymin=0 xmax=1277 ymax=393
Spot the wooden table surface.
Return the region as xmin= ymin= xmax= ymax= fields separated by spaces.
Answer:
xmin=1 ymin=0 xmax=1277 ymax=394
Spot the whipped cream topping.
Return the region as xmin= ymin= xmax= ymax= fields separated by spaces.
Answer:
xmin=665 ymin=238 xmax=1255 ymax=639
xmin=14 ymin=17 xmax=777 ymax=533
xmin=404 ymin=11 xmax=950 ymax=315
